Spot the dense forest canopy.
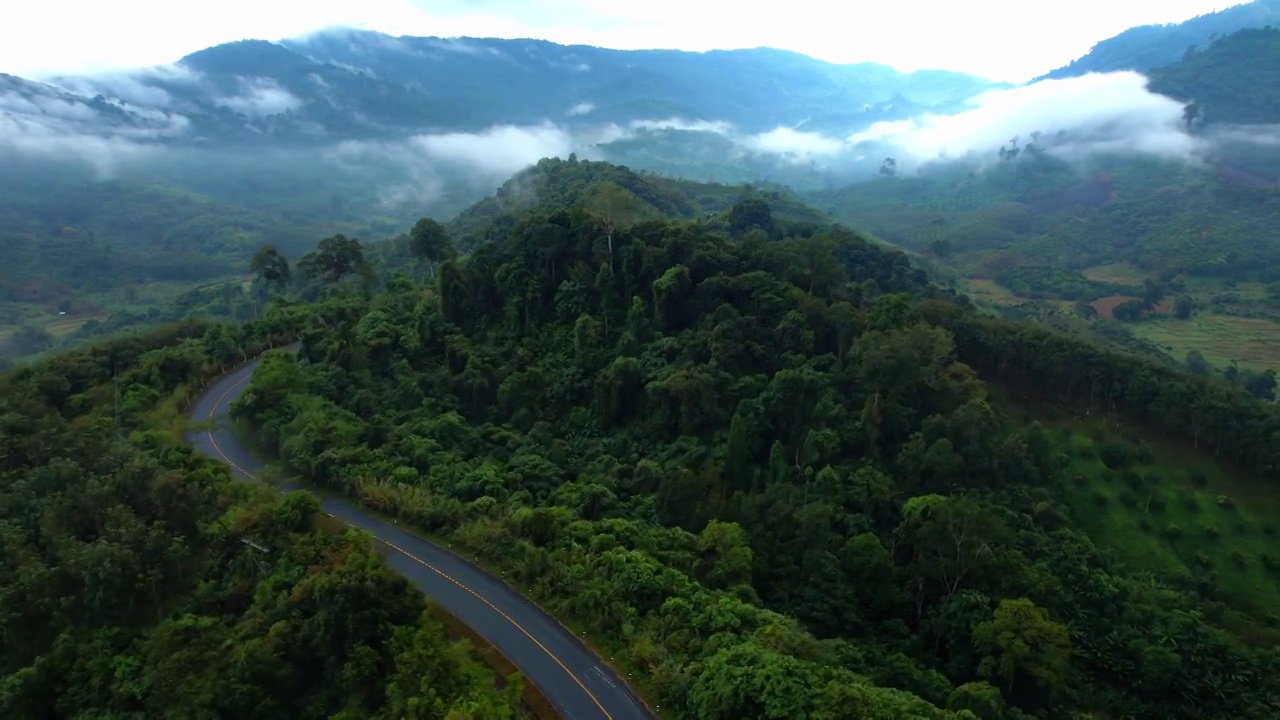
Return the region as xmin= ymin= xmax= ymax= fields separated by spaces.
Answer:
xmin=219 ymin=170 xmax=1278 ymax=719
xmin=0 ymin=318 xmax=523 ymax=718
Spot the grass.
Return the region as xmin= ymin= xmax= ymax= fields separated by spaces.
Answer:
xmin=1081 ymin=262 xmax=1148 ymax=285
xmin=1048 ymin=416 xmax=1280 ymax=620
xmin=1127 ymin=312 xmax=1280 ymax=371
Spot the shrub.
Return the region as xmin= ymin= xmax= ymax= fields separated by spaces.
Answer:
xmin=1123 ymin=470 xmax=1144 ymax=490
xmin=1216 ymin=495 xmax=1235 ymax=509
xmin=1194 ymin=551 xmax=1212 ymax=567
xmin=1119 ymin=491 xmax=1138 ymax=509
xmin=1165 ymin=523 xmax=1183 ymax=538
xmin=1231 ymin=551 xmax=1247 ymax=567
xmin=1147 ymin=496 xmax=1167 ymax=513
xmin=1189 ymin=471 xmax=1209 ymax=489
xmin=1183 ymin=496 xmax=1200 ymax=513
xmin=1203 ymin=524 xmax=1221 ymax=540
xmin=1135 ymin=441 xmax=1155 ymax=463
xmin=1100 ymin=442 xmax=1130 ymax=469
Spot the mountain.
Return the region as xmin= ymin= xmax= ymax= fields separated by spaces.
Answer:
xmin=1147 ymin=27 xmax=1280 ymax=124
xmin=445 ymin=156 xmax=832 ymax=246
xmin=24 ymin=31 xmax=994 ymax=146
xmin=228 ymin=157 xmax=1278 ymax=720
xmin=1039 ymin=0 xmax=1280 ymax=80
xmin=813 ymin=29 xmax=1280 ymax=381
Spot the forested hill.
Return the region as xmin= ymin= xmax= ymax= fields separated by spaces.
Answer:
xmin=1039 ymin=0 xmax=1280 ymax=80
xmin=226 ymin=163 xmax=1278 ymax=718
xmin=446 ymin=156 xmax=832 ymax=247
xmin=0 ymin=318 xmax=524 ymax=717
xmin=1148 ymin=26 xmax=1280 ymax=124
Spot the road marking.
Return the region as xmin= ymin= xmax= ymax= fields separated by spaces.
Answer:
xmin=202 ymin=368 xmax=616 ymax=720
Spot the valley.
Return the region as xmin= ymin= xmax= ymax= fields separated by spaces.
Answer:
xmin=2 ymin=3 xmax=1279 ymax=719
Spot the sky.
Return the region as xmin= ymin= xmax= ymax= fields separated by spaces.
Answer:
xmin=0 ymin=0 xmax=1250 ymax=82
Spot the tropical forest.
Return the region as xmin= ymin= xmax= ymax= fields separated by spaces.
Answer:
xmin=2 ymin=3 xmax=1279 ymax=720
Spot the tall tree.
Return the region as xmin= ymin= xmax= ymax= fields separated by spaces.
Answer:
xmin=299 ymin=234 xmax=371 ymax=285
xmin=585 ymin=181 xmax=648 ymax=263
xmin=973 ymin=598 xmax=1072 ymax=703
xmin=408 ymin=217 xmax=454 ymax=280
xmin=250 ymin=244 xmax=291 ymax=290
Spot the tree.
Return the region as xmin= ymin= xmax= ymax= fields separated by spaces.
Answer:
xmin=1174 ymin=294 xmax=1194 ymax=320
xmin=585 ymin=182 xmax=648 ymax=262
xmin=728 ymin=198 xmax=776 ymax=239
xmin=250 ymin=244 xmax=291 ymax=290
xmin=1112 ymin=298 xmax=1145 ymax=321
xmin=1185 ymin=350 xmax=1211 ymax=376
xmin=928 ymin=238 xmax=952 ymax=261
xmin=408 ymin=218 xmax=454 ymax=280
xmin=299 ymin=234 xmax=370 ymax=285
xmin=973 ymin=598 xmax=1072 ymax=702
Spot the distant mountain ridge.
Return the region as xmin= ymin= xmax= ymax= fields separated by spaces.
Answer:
xmin=1039 ymin=0 xmax=1280 ymax=80
xmin=10 ymin=29 xmax=996 ymax=147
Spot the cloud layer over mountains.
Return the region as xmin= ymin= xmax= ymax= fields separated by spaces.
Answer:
xmin=1 ymin=59 xmax=1273 ymax=209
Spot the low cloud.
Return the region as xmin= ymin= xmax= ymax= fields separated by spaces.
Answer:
xmin=567 ymin=101 xmax=595 ymax=116
xmin=322 ymin=121 xmax=610 ymax=205
xmin=845 ymin=71 xmax=1200 ymax=169
xmin=740 ymin=127 xmax=846 ymax=163
xmin=217 ymin=77 xmax=304 ymax=117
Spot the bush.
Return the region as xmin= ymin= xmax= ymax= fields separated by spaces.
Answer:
xmin=1148 ymin=496 xmax=1167 ymax=513
xmin=1183 ymin=496 xmax=1200 ymax=513
xmin=1135 ymin=441 xmax=1155 ymax=463
xmin=1119 ymin=491 xmax=1138 ymax=509
xmin=1231 ymin=551 xmax=1247 ymax=567
xmin=1189 ymin=471 xmax=1209 ymax=489
xmin=1203 ymin=524 xmax=1221 ymax=540
xmin=1093 ymin=492 xmax=1109 ymax=508
xmin=1100 ymin=442 xmax=1131 ymax=469
xmin=1194 ymin=551 xmax=1212 ymax=567
xmin=1165 ymin=523 xmax=1184 ymax=538
xmin=1216 ymin=495 xmax=1235 ymax=509
xmin=1123 ymin=470 xmax=1144 ymax=490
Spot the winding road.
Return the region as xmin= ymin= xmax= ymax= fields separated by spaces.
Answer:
xmin=187 ymin=356 xmax=653 ymax=720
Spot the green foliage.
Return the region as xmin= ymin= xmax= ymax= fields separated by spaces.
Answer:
xmin=1039 ymin=1 xmax=1280 ymax=80
xmin=233 ymin=171 xmax=1278 ymax=719
xmin=0 ymin=325 xmax=518 ymax=718
xmin=1149 ymin=28 xmax=1280 ymax=125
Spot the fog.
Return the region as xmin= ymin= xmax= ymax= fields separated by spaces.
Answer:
xmin=4 ymin=63 xmax=1279 ymax=224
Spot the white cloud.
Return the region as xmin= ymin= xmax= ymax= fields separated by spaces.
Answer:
xmin=846 ymin=71 xmax=1201 ymax=168
xmin=628 ymin=117 xmax=733 ymax=135
xmin=740 ymin=127 xmax=846 ymax=163
xmin=217 ymin=77 xmax=303 ymax=117
xmin=567 ymin=101 xmax=595 ymax=116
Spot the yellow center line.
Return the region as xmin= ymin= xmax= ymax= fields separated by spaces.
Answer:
xmin=203 ymin=372 xmax=614 ymax=720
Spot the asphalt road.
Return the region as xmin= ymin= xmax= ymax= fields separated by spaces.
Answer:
xmin=186 ymin=355 xmax=654 ymax=720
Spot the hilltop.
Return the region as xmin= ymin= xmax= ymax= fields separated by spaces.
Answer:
xmin=813 ymin=27 xmax=1280 ymax=383
xmin=1039 ymin=0 xmax=1280 ymax=80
